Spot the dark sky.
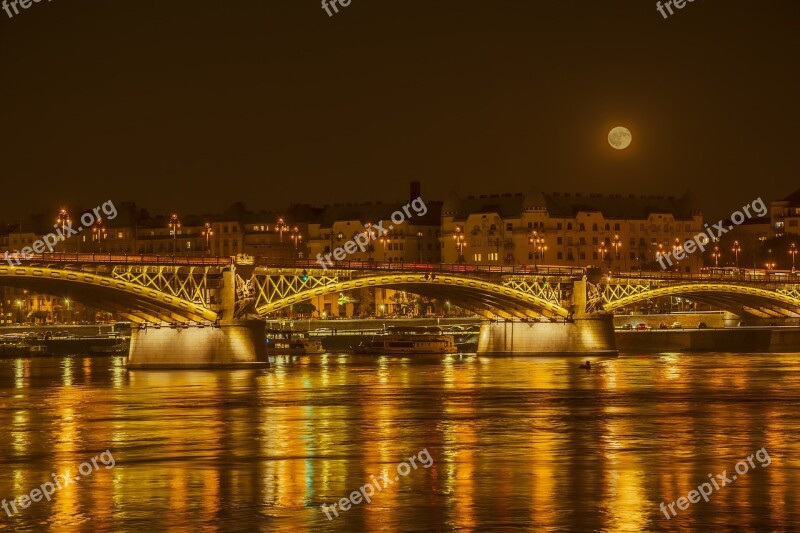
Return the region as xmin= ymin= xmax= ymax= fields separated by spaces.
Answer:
xmin=1 ymin=0 xmax=798 ymax=222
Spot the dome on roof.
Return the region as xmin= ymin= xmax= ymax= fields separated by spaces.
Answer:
xmin=523 ymin=186 xmax=547 ymax=210
xmin=442 ymin=191 xmax=461 ymax=215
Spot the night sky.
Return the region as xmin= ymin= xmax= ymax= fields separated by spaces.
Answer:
xmin=1 ymin=0 xmax=797 ymax=221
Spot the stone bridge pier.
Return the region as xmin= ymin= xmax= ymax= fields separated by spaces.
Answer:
xmin=477 ymin=280 xmax=618 ymax=356
xmin=127 ymin=270 xmax=268 ymax=369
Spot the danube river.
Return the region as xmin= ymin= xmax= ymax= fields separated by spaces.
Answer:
xmin=0 ymin=352 xmax=798 ymax=532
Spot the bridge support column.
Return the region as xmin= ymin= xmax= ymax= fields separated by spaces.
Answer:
xmin=477 ymin=315 xmax=617 ymax=356
xmin=126 ymin=320 xmax=268 ymax=369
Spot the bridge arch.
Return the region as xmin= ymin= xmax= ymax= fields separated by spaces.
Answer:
xmin=602 ymin=283 xmax=800 ymax=318
xmin=254 ymin=273 xmax=570 ymax=319
xmin=0 ymin=265 xmax=218 ymax=323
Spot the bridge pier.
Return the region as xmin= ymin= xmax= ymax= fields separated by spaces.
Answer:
xmin=127 ymin=271 xmax=268 ymax=369
xmin=126 ymin=320 xmax=268 ymax=369
xmin=476 ymin=315 xmax=618 ymax=356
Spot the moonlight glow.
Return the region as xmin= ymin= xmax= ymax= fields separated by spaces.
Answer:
xmin=608 ymin=127 xmax=632 ymax=150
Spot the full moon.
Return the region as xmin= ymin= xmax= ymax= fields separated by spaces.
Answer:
xmin=608 ymin=126 xmax=632 ymax=150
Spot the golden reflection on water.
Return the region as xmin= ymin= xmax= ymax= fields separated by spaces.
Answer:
xmin=0 ymin=353 xmax=798 ymax=531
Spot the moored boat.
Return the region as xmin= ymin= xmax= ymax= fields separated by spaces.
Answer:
xmin=351 ymin=326 xmax=457 ymax=354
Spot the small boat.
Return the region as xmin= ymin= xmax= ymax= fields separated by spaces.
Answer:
xmin=351 ymin=327 xmax=457 ymax=354
xmin=0 ymin=342 xmax=52 ymax=357
xmin=265 ymin=329 xmax=325 ymax=354
xmin=88 ymin=341 xmax=130 ymax=354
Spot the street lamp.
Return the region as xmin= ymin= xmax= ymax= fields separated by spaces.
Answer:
xmin=732 ymin=240 xmax=741 ymax=268
xmin=612 ymin=234 xmax=621 ymax=264
xmin=15 ymin=299 xmax=22 ymax=324
xmin=202 ymin=223 xmax=214 ymax=255
xmin=416 ymin=231 xmax=424 ymax=263
xmin=712 ymin=246 xmax=721 ymax=267
xmin=276 ymin=217 xmax=289 ymax=243
xmin=169 ymin=214 xmax=181 ymax=258
xmin=790 ymin=243 xmax=797 ymax=272
xmin=453 ymin=226 xmax=466 ymax=263
xmin=56 ymin=208 xmax=71 ymax=252
xmin=598 ymin=244 xmax=608 ymax=263
xmin=92 ymin=218 xmax=107 ymax=252
xmin=380 ymin=231 xmax=392 ymax=262
xmin=528 ymin=231 xmax=546 ymax=269
xmin=290 ymin=227 xmax=303 ymax=259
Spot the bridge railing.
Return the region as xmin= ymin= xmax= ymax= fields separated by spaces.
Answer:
xmin=14 ymin=253 xmax=232 ymax=266
xmin=252 ymin=259 xmax=588 ymax=277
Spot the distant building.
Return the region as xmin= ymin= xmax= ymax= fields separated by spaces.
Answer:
xmin=771 ymin=188 xmax=800 ymax=238
xmin=441 ymin=188 xmax=704 ymax=272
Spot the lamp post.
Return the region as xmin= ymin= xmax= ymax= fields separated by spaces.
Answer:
xmin=656 ymin=243 xmax=664 ymax=265
xmin=290 ymin=227 xmax=303 ymax=259
xmin=712 ymin=246 xmax=721 ymax=267
xmin=202 ymin=223 xmax=214 ymax=255
xmin=169 ymin=214 xmax=180 ymax=258
xmin=612 ymin=234 xmax=621 ymax=265
xmin=56 ymin=208 xmax=71 ymax=252
xmin=732 ymin=240 xmax=741 ymax=268
xmin=528 ymin=231 xmax=546 ymax=269
xmin=380 ymin=231 xmax=391 ymax=262
xmin=790 ymin=243 xmax=797 ymax=272
xmin=598 ymin=244 xmax=608 ymax=263
xmin=276 ymin=217 xmax=289 ymax=243
xmin=92 ymin=218 xmax=107 ymax=253
xmin=453 ymin=226 xmax=465 ymax=263
xmin=416 ymin=231 xmax=423 ymax=262
xmin=15 ymin=299 xmax=22 ymax=324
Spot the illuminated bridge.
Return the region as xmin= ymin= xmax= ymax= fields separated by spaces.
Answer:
xmin=3 ymin=254 xmax=800 ymax=365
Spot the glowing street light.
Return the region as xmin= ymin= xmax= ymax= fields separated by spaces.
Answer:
xmin=290 ymin=227 xmax=303 ymax=258
xmin=712 ymin=246 xmax=721 ymax=267
xmin=169 ymin=214 xmax=181 ymax=258
xmin=612 ymin=234 xmax=621 ymax=260
xmin=528 ymin=231 xmax=547 ymax=269
xmin=453 ymin=226 xmax=466 ymax=263
xmin=202 ymin=223 xmax=214 ymax=255
xmin=56 ymin=208 xmax=71 ymax=251
xmin=92 ymin=218 xmax=107 ymax=252
xmin=732 ymin=240 xmax=741 ymax=268
xmin=790 ymin=243 xmax=797 ymax=272
xmin=276 ymin=217 xmax=289 ymax=243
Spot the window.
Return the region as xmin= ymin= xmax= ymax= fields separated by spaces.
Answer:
xmin=639 ymin=238 xmax=645 ymax=245
xmin=579 ymin=252 xmax=586 ymax=260
xmin=630 ymin=252 xmax=636 ymax=260
xmin=473 ymin=253 xmax=482 ymax=262
xmin=579 ymin=223 xmax=586 ymax=231
xmin=629 ymin=237 xmax=635 ymax=246
xmin=557 ymin=252 xmax=563 ymax=260
xmin=604 ymin=223 xmax=610 ymax=231
xmin=592 ymin=237 xmax=598 ymax=245
xmin=557 ymin=223 xmax=563 ymax=230
xmin=592 ymin=223 xmax=598 ymax=231
xmin=506 ymin=223 xmax=513 ymax=231
xmin=593 ymin=252 xmax=598 ymax=260
xmin=488 ymin=252 xmax=498 ymax=261
xmin=557 ymin=237 xmax=563 ymax=245
xmin=614 ymin=223 xmax=620 ymax=231
xmin=568 ymin=251 xmax=574 ymax=260
xmin=579 ymin=237 xmax=586 ymax=245
xmin=640 ymin=224 xmax=645 ymax=231
xmin=527 ymin=222 xmax=533 ymax=230
xmin=528 ymin=252 xmax=533 ymax=260
xmin=567 ymin=223 xmax=573 ymax=230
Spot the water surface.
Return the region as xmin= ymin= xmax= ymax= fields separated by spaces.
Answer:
xmin=0 ymin=352 xmax=798 ymax=531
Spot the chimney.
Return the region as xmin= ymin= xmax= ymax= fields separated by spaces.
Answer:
xmin=410 ymin=181 xmax=421 ymax=201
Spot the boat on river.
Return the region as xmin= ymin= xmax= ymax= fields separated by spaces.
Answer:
xmin=351 ymin=326 xmax=457 ymax=354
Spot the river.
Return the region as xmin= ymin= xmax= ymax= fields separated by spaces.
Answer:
xmin=0 ymin=352 xmax=797 ymax=531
